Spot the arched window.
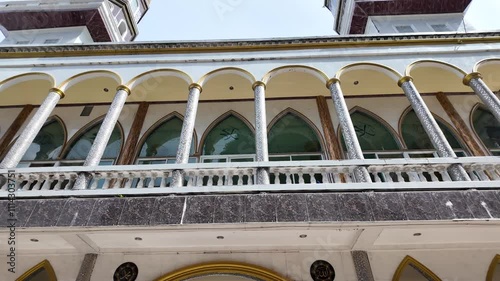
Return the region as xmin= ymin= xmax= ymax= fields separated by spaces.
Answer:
xmin=341 ymin=110 xmax=400 ymax=159
xmin=393 ymin=256 xmax=441 ymax=281
xmin=472 ymin=107 xmax=500 ymax=156
xmin=268 ymin=112 xmax=322 ymax=161
xmin=19 ymin=117 xmax=65 ymax=167
xmin=487 ymin=254 xmax=500 ymax=281
xmin=137 ymin=115 xmax=196 ymax=165
xmin=201 ymin=113 xmax=255 ymax=163
xmin=63 ymin=119 xmax=122 ymax=166
xmin=16 ymin=259 xmax=57 ymax=281
xmin=268 ymin=111 xmax=323 ymax=184
xmin=401 ymin=110 xmax=466 ymax=157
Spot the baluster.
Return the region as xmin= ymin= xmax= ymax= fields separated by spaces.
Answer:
xmin=298 ymin=170 xmax=305 ymax=184
xmin=394 ymin=168 xmax=404 ymax=182
xmin=273 ymin=171 xmax=280 ymax=184
xmin=207 ymin=172 xmax=213 ymax=186
xmin=308 ymin=172 xmax=316 ymax=184
xmin=249 ymin=169 xmax=254 ymax=185
xmin=237 ymin=171 xmax=244 ymax=186
xmin=137 ymin=174 xmax=146 ymax=188
xmin=285 ymin=171 xmax=292 ymax=184
xmin=332 ymin=168 xmax=341 ymax=183
xmin=216 ymin=171 xmax=223 ymax=186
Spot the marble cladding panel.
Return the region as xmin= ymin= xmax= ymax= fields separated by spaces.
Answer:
xmin=3 ymin=189 xmax=500 ymax=228
xmin=0 ymin=10 xmax=111 ymax=42
xmin=350 ymin=0 xmax=471 ymax=34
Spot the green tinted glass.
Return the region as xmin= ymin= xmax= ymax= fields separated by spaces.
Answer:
xmin=64 ymin=121 xmax=122 ymax=160
xmin=341 ymin=111 xmax=399 ymax=151
xmin=202 ymin=115 xmax=255 ymax=155
xmin=22 ymin=118 xmax=64 ymax=161
xmin=268 ymin=113 xmax=321 ymax=153
xmin=472 ymin=107 xmax=500 ymax=150
xmin=139 ymin=117 xmax=194 ymax=157
xmin=402 ymin=110 xmax=463 ymax=149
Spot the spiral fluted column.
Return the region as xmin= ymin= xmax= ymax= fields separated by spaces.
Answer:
xmin=0 ymin=88 xmax=64 ymax=169
xmin=326 ymin=78 xmax=371 ymax=183
xmin=463 ymin=72 xmax=500 ymax=123
xmin=398 ymin=76 xmax=470 ymax=181
xmin=172 ymin=83 xmax=202 ymax=187
xmin=73 ymin=86 xmax=131 ymax=190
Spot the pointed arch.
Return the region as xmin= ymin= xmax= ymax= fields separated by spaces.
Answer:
xmin=154 ymin=262 xmax=288 ymax=281
xmin=470 ymin=103 xmax=500 ymax=155
xmin=487 ymin=254 xmax=500 ymax=281
xmin=134 ymin=111 xmax=197 ymax=161
xmin=16 ymin=259 xmax=57 ymax=281
xmin=61 ymin=115 xmax=124 ymax=162
xmin=267 ymin=108 xmax=325 ymax=155
xmin=399 ymin=106 xmax=468 ymax=152
xmin=392 ymin=256 xmax=442 ymax=281
xmin=338 ymin=106 xmax=403 ymax=152
xmin=199 ymin=111 xmax=255 ymax=156
xmin=21 ymin=115 xmax=67 ymax=162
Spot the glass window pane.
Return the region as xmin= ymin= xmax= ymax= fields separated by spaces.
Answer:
xmin=64 ymin=121 xmax=122 ymax=160
xmin=402 ymin=110 xmax=463 ymax=150
xmin=202 ymin=115 xmax=255 ymax=155
xmin=342 ymin=111 xmax=399 ymax=151
xmin=268 ymin=113 xmax=321 ymax=154
xmin=472 ymin=107 xmax=500 ymax=152
xmin=139 ymin=117 xmax=195 ymax=158
xmin=22 ymin=118 xmax=64 ymax=161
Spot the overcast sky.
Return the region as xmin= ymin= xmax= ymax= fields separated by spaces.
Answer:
xmin=136 ymin=0 xmax=335 ymax=41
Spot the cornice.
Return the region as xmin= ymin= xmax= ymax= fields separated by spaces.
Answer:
xmin=1 ymin=32 xmax=500 ymax=58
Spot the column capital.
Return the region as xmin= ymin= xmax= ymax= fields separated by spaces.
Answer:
xmin=397 ymin=76 xmax=413 ymax=87
xmin=189 ymin=83 xmax=202 ymax=93
xmin=49 ymin=88 xmax=65 ymax=99
xmin=252 ymin=81 xmax=266 ymax=90
xmin=463 ymin=72 xmax=483 ymax=86
xmin=326 ymin=78 xmax=340 ymax=89
xmin=116 ymin=85 xmax=132 ymax=96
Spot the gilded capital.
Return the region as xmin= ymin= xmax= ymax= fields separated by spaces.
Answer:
xmin=397 ymin=76 xmax=413 ymax=87
xmin=49 ymin=88 xmax=65 ymax=99
xmin=252 ymin=81 xmax=266 ymax=91
xmin=463 ymin=72 xmax=482 ymax=86
xmin=189 ymin=83 xmax=202 ymax=93
xmin=326 ymin=78 xmax=340 ymax=89
xmin=117 ymin=85 xmax=132 ymax=96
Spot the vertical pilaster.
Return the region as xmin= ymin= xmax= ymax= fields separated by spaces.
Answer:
xmin=316 ymin=95 xmax=343 ymax=160
xmin=117 ymin=102 xmax=149 ymax=165
xmin=253 ymin=81 xmax=270 ymax=185
xmin=0 ymin=104 xmax=34 ymax=158
xmin=0 ymin=88 xmax=64 ymax=169
xmin=172 ymin=83 xmax=202 ymax=187
xmin=73 ymin=85 xmax=130 ymax=190
xmin=398 ymin=76 xmax=470 ymax=181
xmin=326 ymin=78 xmax=371 ymax=183
xmin=436 ymin=92 xmax=486 ymax=156
xmin=464 ymin=72 xmax=500 ymax=123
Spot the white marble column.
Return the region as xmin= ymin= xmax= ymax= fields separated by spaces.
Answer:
xmin=253 ymin=81 xmax=270 ymax=185
xmin=172 ymin=83 xmax=202 ymax=187
xmin=464 ymin=72 xmax=500 ymax=123
xmin=0 ymin=88 xmax=64 ymax=169
xmin=326 ymin=78 xmax=371 ymax=183
xmin=398 ymin=76 xmax=470 ymax=181
xmin=73 ymin=85 xmax=130 ymax=190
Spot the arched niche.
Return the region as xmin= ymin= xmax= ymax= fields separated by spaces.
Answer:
xmin=21 ymin=116 xmax=66 ymax=163
xmin=135 ymin=112 xmax=197 ymax=164
xmin=198 ymin=68 xmax=255 ymax=101
xmin=268 ymin=108 xmax=323 ymax=160
xmin=0 ymin=72 xmax=55 ymax=106
xmin=153 ymin=262 xmax=288 ymax=281
xmin=200 ymin=111 xmax=255 ymax=160
xmin=406 ymin=60 xmax=470 ymax=93
xmin=471 ymin=105 xmax=500 ymax=156
xmin=127 ymin=69 xmax=192 ymax=102
xmin=62 ymin=116 xmax=123 ymax=164
xmin=16 ymin=259 xmax=57 ymax=281
xmin=339 ymin=108 xmax=402 ymax=156
xmin=263 ymin=65 xmax=329 ymax=98
xmin=58 ymin=70 xmax=122 ymax=104
xmin=392 ymin=256 xmax=441 ymax=281
xmin=487 ymin=254 xmax=500 ymax=281
xmin=400 ymin=108 xmax=467 ymax=155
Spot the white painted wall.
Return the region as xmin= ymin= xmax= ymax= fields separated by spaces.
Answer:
xmin=366 ymin=14 xmax=465 ymax=34
xmin=1 ymin=26 xmax=94 ymax=45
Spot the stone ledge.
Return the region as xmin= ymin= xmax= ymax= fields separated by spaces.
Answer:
xmin=0 ymin=190 xmax=499 ymax=228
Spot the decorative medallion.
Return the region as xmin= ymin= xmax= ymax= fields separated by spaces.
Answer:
xmin=310 ymin=260 xmax=335 ymax=281
xmin=113 ymin=262 xmax=138 ymax=281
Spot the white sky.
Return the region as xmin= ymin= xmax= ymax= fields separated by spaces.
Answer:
xmin=136 ymin=0 xmax=335 ymax=41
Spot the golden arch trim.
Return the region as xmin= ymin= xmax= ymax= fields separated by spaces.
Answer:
xmin=392 ymin=255 xmax=441 ymax=281
xmin=16 ymin=259 xmax=57 ymax=281
xmin=154 ymin=262 xmax=289 ymax=281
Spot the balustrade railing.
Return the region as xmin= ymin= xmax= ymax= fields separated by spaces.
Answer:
xmin=0 ymin=157 xmax=499 ymax=196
